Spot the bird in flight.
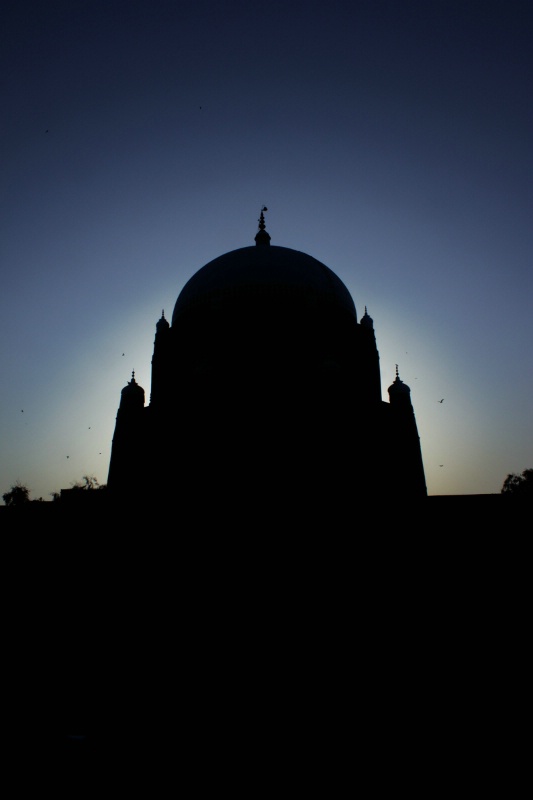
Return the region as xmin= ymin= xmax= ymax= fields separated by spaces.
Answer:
xmin=438 ymin=399 xmax=444 ymax=403
xmin=439 ymin=464 xmax=444 ymax=467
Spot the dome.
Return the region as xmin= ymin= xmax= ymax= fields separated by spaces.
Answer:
xmin=120 ymin=371 xmax=145 ymax=408
xmin=388 ymin=366 xmax=411 ymax=395
xmin=360 ymin=306 xmax=374 ymax=329
xmin=156 ymin=310 xmax=169 ymax=331
xmin=172 ymin=245 xmax=357 ymax=325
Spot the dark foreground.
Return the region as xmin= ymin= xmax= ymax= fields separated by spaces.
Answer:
xmin=5 ymin=496 xmax=528 ymax=791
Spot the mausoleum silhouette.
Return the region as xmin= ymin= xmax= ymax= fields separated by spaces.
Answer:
xmin=107 ymin=212 xmax=427 ymax=518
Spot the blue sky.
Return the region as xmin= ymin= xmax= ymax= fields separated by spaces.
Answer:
xmin=1 ymin=0 xmax=532 ymax=501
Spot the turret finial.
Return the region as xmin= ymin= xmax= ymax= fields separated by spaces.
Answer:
xmin=255 ymin=206 xmax=271 ymax=246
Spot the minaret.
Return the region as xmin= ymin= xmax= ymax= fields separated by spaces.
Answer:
xmin=359 ymin=305 xmax=382 ymax=404
xmin=387 ymin=365 xmax=427 ymax=498
xmin=107 ymin=370 xmax=146 ymax=497
xmin=150 ymin=309 xmax=171 ymax=407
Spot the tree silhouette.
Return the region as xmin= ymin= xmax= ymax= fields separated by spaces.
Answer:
xmin=501 ymin=468 xmax=533 ymax=497
xmin=70 ymin=475 xmax=103 ymax=491
xmin=2 ymin=475 xmax=107 ymax=505
xmin=2 ymin=481 xmax=31 ymax=506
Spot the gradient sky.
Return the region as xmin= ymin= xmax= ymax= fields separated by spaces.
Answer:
xmin=1 ymin=0 xmax=532 ymax=502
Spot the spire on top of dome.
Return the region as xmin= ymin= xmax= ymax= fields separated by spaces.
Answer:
xmin=388 ymin=364 xmax=411 ymax=395
xmin=120 ymin=368 xmax=145 ymax=409
xmin=360 ymin=305 xmax=374 ymax=329
xmin=125 ymin=369 xmax=143 ymax=391
xmin=255 ymin=206 xmax=271 ymax=246
xmin=156 ymin=308 xmax=169 ymax=331
xmin=123 ymin=369 xmax=145 ymax=395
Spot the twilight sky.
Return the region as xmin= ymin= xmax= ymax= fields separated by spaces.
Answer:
xmin=1 ymin=0 xmax=532 ymax=502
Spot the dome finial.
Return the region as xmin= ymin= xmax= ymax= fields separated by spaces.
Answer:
xmin=255 ymin=207 xmax=271 ymax=246
xmin=388 ymin=364 xmax=411 ymax=396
